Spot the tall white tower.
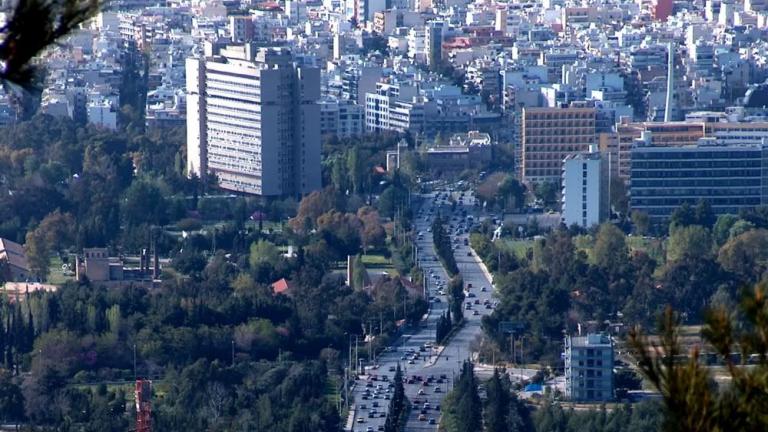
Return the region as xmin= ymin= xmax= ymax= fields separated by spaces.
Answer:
xmin=664 ymin=42 xmax=675 ymax=122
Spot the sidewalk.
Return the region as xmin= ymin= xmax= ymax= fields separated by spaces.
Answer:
xmin=424 ymin=345 xmax=447 ymax=368
xmin=469 ymin=247 xmax=494 ymax=285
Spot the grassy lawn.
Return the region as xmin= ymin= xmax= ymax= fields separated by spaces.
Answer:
xmin=361 ymin=254 xmax=391 ymax=267
xmin=47 ymin=255 xmax=75 ymax=285
xmin=499 ymin=239 xmax=532 ymax=259
xmin=627 ymin=236 xmax=665 ymax=262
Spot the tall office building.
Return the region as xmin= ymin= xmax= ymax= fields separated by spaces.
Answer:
xmin=630 ymin=141 xmax=768 ymax=222
xmin=521 ymin=106 xmax=596 ymax=184
xmin=186 ymin=45 xmax=322 ymax=197
xmin=564 ymin=333 xmax=614 ymax=402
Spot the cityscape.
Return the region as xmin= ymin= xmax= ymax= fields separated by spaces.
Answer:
xmin=0 ymin=0 xmax=767 ymax=430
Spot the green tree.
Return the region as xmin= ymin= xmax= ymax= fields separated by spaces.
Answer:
xmin=122 ymin=178 xmax=169 ymax=228
xmin=713 ymin=214 xmax=739 ymax=246
xmin=666 ymin=225 xmax=712 ymax=262
xmin=593 ymin=223 xmax=627 ymax=269
xmin=442 ymin=361 xmax=482 ymax=432
xmin=24 ymin=228 xmax=49 ymax=281
xmin=717 ymin=229 xmax=768 ymax=283
xmin=248 ymin=239 xmax=281 ymax=269
xmin=631 ymin=210 xmax=650 ymax=236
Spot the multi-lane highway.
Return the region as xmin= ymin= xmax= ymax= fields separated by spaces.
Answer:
xmin=349 ymin=188 xmax=496 ymax=432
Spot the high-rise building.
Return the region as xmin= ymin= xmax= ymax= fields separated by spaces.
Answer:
xmin=426 ymin=22 xmax=444 ymax=68
xmin=521 ymin=106 xmax=596 ymax=184
xmin=564 ymin=333 xmax=614 ymax=402
xmin=561 ymin=148 xmax=609 ymax=228
xmin=186 ymin=45 xmax=322 ymax=197
xmin=630 ymin=141 xmax=768 ymax=222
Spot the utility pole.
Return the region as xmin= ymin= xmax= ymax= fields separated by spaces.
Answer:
xmin=231 ymin=340 xmax=235 ymax=367
xmin=133 ymin=344 xmax=137 ymax=381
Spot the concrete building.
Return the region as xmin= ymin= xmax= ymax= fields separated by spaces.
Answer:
xmin=561 ymin=148 xmax=609 ymax=228
xmin=521 ymin=106 xmax=596 ymax=184
xmin=424 ymin=131 xmax=493 ymax=172
xmin=186 ymin=45 xmax=322 ymax=197
xmin=630 ymin=141 xmax=768 ymax=222
xmin=320 ymin=99 xmax=364 ymax=138
xmin=87 ymin=99 xmax=118 ymax=130
xmin=564 ymin=333 xmax=614 ymax=402
xmin=426 ymin=22 xmax=444 ymax=68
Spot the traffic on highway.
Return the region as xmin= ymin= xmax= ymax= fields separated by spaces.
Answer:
xmin=348 ymin=186 xmax=497 ymax=432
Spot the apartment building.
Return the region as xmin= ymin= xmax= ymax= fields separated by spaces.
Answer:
xmin=561 ymin=149 xmax=609 ymax=228
xmin=186 ymin=45 xmax=322 ymax=197
xmin=320 ymin=99 xmax=364 ymax=138
xmin=521 ymin=106 xmax=596 ymax=184
xmin=564 ymin=333 xmax=614 ymax=402
xmin=630 ymin=141 xmax=768 ymax=222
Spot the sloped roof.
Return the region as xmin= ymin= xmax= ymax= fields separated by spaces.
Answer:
xmin=0 ymin=238 xmax=29 ymax=271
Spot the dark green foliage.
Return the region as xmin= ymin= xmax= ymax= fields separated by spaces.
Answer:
xmin=432 ymin=215 xmax=459 ymax=275
xmin=484 ymin=369 xmax=533 ymax=432
xmin=384 ymin=363 xmax=407 ymax=432
xmin=441 ymin=361 xmax=482 ymax=432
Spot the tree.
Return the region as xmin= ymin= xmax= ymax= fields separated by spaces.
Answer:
xmin=248 ymin=239 xmax=281 ymax=269
xmin=669 ymin=203 xmax=696 ymax=230
xmin=358 ymin=207 xmax=385 ymax=252
xmin=122 ymin=178 xmax=169 ymax=228
xmin=666 ymin=225 xmax=712 ymax=262
xmin=497 ymin=176 xmax=526 ymax=211
xmin=631 ymin=210 xmax=650 ymax=236
xmin=694 ymin=200 xmax=715 ymax=228
xmin=610 ymin=176 xmax=629 ymax=217
xmin=24 ymin=228 xmax=49 ymax=281
xmin=533 ymin=181 xmax=558 ymax=207
xmin=717 ymin=229 xmax=768 ymax=283
xmin=442 ymin=361 xmax=482 ymax=432
xmin=713 ymin=214 xmax=739 ymax=246
xmin=629 ymin=284 xmax=768 ymax=432
xmin=593 ymin=223 xmax=627 ymax=270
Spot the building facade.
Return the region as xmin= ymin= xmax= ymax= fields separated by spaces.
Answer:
xmin=564 ymin=333 xmax=614 ymax=402
xmin=186 ymin=45 xmax=322 ymax=197
xmin=630 ymin=142 xmax=768 ymax=222
xmin=521 ymin=106 xmax=596 ymax=184
xmin=562 ymin=149 xmax=609 ymax=228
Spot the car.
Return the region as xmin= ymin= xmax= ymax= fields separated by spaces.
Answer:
xmin=368 ymin=412 xmax=375 ymax=418
xmin=429 ymin=419 xmax=436 ymax=425
xmin=380 ymin=412 xmax=386 ymax=418
xmin=357 ymin=418 xmax=365 ymax=423
xmin=467 ymin=292 xmax=476 ymax=298
xmin=418 ymin=414 xmax=427 ymax=421
xmin=473 ymin=310 xmax=479 ymax=315
xmin=372 ymin=401 xmax=379 ymax=408
xmin=418 ymin=389 xmax=425 ymax=395
xmin=467 ymin=283 xmax=473 ymax=288
xmin=388 ymin=366 xmax=396 ymax=372
xmin=359 ymin=404 xmax=367 ymax=410
xmin=434 ymin=387 xmax=442 ymax=393
xmin=420 ymin=409 xmax=427 ymax=415
xmin=366 ymin=427 xmax=374 ymax=432
xmin=408 ymin=359 xmax=415 ymax=364
xmin=474 ymin=299 xmax=480 ymax=305
xmin=424 ymin=402 xmax=431 ymax=409
xmin=486 ymin=304 xmax=493 ymax=309
xmin=377 ymin=426 xmax=384 ymax=431
xmin=467 ymin=251 xmax=472 ymax=256
xmin=481 ymin=286 xmax=487 ymax=292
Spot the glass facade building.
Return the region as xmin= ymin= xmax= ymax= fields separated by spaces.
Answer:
xmin=629 ymin=143 xmax=768 ymax=221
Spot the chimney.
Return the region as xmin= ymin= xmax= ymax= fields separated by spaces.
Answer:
xmin=664 ymin=42 xmax=675 ymax=122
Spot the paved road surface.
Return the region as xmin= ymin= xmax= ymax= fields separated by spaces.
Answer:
xmin=349 ymin=189 xmax=495 ymax=432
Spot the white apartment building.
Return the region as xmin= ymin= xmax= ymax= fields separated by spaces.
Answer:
xmin=561 ymin=148 xmax=608 ymax=228
xmin=186 ymin=45 xmax=322 ymax=197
